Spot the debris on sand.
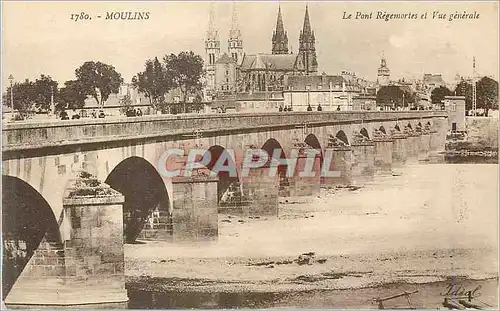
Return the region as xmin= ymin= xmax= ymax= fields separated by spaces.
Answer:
xmin=247 ymin=260 xmax=275 ymax=267
xmin=293 ymin=271 xmax=347 ymax=283
xmin=392 ymin=172 xmax=402 ymax=176
xmin=238 ymin=220 xmax=245 ymax=223
xmin=275 ymin=259 xmax=294 ymax=265
xmin=316 ymin=258 xmax=328 ymax=264
xmin=296 ymin=252 xmax=316 ymax=265
xmin=348 ymin=185 xmax=362 ymax=191
xmin=221 ymin=219 xmax=231 ymax=223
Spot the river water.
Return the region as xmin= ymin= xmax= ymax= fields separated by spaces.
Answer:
xmin=125 ymin=161 xmax=499 ymax=309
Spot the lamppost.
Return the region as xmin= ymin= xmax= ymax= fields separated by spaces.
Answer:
xmin=50 ymin=85 xmax=55 ymax=116
xmin=8 ymin=74 xmax=14 ymax=109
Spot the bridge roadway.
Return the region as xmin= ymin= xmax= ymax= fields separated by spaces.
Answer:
xmin=2 ymin=111 xmax=446 ymax=153
xmin=2 ymin=111 xmax=449 ymax=307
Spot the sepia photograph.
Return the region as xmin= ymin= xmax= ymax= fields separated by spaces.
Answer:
xmin=1 ymin=0 xmax=499 ymax=309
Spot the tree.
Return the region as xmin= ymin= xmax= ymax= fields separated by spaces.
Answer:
xmin=477 ymin=76 xmax=498 ymax=113
xmin=164 ymin=51 xmax=204 ymax=113
xmin=455 ymin=77 xmax=499 ymax=113
xmin=455 ymin=80 xmax=473 ymax=110
xmin=132 ymin=57 xmax=171 ymax=111
xmin=75 ymin=61 xmax=123 ymax=107
xmin=2 ymin=80 xmax=36 ymax=118
xmin=430 ymin=86 xmax=452 ymax=105
xmin=3 ymin=75 xmax=58 ymax=116
xmin=58 ymin=80 xmax=87 ymax=111
xmin=376 ymin=85 xmax=414 ymax=108
xmin=119 ymin=93 xmax=133 ymax=115
xmin=33 ymin=75 xmax=58 ymax=112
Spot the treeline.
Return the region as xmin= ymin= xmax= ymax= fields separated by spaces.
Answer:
xmin=376 ymin=76 xmax=499 ymax=113
xmin=3 ymin=51 xmax=204 ymax=116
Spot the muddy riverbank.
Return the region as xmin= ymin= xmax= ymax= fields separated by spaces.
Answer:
xmin=126 ymin=276 xmax=498 ymax=309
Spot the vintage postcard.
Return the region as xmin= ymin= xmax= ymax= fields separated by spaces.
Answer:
xmin=1 ymin=0 xmax=499 ymax=309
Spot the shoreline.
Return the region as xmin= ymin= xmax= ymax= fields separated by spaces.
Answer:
xmin=125 ymin=275 xmax=499 ymax=309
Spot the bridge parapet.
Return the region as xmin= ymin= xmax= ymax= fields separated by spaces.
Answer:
xmin=3 ymin=111 xmax=447 ymax=153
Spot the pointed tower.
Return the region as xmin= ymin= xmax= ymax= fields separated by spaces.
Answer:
xmin=205 ymin=3 xmax=220 ymax=93
xmin=272 ymin=5 xmax=289 ymax=54
xmin=228 ymin=2 xmax=244 ymax=64
xmin=377 ymin=52 xmax=390 ymax=86
xmin=298 ymin=5 xmax=318 ymax=74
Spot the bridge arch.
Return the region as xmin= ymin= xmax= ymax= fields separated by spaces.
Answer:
xmin=305 ymin=133 xmax=322 ymax=151
xmin=261 ymin=138 xmax=288 ymax=191
xmin=261 ymin=138 xmax=288 ymax=161
xmin=379 ymin=126 xmax=387 ymax=134
xmin=406 ymin=123 xmax=413 ymax=129
xmin=204 ymin=145 xmax=241 ymax=204
xmin=335 ymin=130 xmax=349 ymax=145
xmin=304 ymin=133 xmax=324 ymax=169
xmin=360 ymin=128 xmax=370 ymax=139
xmin=394 ymin=124 xmax=401 ymax=132
xmin=105 ymin=156 xmax=170 ymax=243
xmin=2 ymin=175 xmax=62 ymax=299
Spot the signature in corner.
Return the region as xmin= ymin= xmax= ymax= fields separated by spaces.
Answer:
xmin=440 ymin=283 xmax=482 ymax=297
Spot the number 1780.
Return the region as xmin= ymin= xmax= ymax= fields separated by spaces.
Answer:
xmin=70 ymin=12 xmax=91 ymax=22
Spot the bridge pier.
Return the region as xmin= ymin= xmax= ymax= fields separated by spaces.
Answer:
xmin=322 ymin=147 xmax=353 ymax=187
xmin=351 ymin=134 xmax=375 ymax=185
xmin=418 ymin=132 xmax=431 ymax=162
xmin=171 ymin=167 xmax=219 ymax=242
xmin=404 ymin=127 xmax=419 ymax=163
xmin=391 ymin=131 xmax=408 ymax=167
xmin=285 ymin=143 xmax=321 ymax=197
xmin=240 ymin=160 xmax=280 ymax=216
xmin=373 ymin=129 xmax=393 ymax=175
xmin=5 ymin=172 xmax=128 ymax=307
xmin=429 ymin=117 xmax=447 ymax=163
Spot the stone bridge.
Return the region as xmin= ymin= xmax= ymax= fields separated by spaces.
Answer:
xmin=2 ymin=111 xmax=448 ymax=307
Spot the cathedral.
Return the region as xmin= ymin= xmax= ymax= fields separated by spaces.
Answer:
xmin=204 ymin=4 xmax=318 ymax=97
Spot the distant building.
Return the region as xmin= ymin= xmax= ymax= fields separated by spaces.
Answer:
xmin=352 ymin=95 xmax=377 ymax=111
xmin=283 ymin=74 xmax=363 ymax=111
xmin=377 ymin=55 xmax=390 ymax=87
xmin=80 ymin=83 xmax=205 ymax=116
xmin=423 ymin=74 xmax=446 ymax=92
xmin=443 ymin=95 xmax=466 ymax=132
xmin=215 ymin=53 xmax=237 ymax=95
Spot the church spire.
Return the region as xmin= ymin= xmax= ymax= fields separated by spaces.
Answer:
xmin=207 ymin=3 xmax=218 ymax=40
xmin=302 ymin=4 xmax=312 ymax=36
xmin=228 ymin=1 xmax=243 ymax=63
xmin=229 ymin=1 xmax=240 ymax=39
xmin=272 ymin=4 xmax=289 ymax=54
xmin=298 ymin=4 xmax=317 ymax=74
xmin=205 ymin=2 xmax=220 ymax=94
xmin=276 ymin=5 xmax=285 ymax=36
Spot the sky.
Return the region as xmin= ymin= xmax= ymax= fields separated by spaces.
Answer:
xmin=2 ymin=1 xmax=499 ymax=89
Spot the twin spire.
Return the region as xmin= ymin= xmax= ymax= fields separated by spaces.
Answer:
xmin=206 ymin=3 xmax=315 ymax=61
xmin=273 ymin=4 xmax=315 ymax=55
xmin=207 ymin=2 xmax=218 ymax=41
xmin=229 ymin=2 xmax=241 ymax=40
xmin=301 ymin=5 xmax=313 ymax=37
xmin=272 ymin=5 xmax=289 ymax=54
xmin=299 ymin=4 xmax=315 ymax=45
